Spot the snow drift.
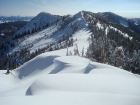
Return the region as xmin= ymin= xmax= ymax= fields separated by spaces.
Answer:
xmin=0 ymin=49 xmax=140 ymax=105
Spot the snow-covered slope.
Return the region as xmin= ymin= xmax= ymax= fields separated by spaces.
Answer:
xmin=3 ymin=11 xmax=137 ymax=70
xmin=96 ymin=12 xmax=140 ymax=34
xmin=130 ymin=18 xmax=140 ymax=25
xmin=12 ymin=11 xmax=89 ymax=52
xmin=11 ymin=11 xmax=139 ymax=53
xmin=0 ymin=49 xmax=140 ymax=105
xmin=15 ymin=12 xmax=62 ymax=35
xmin=98 ymin=12 xmax=129 ymax=27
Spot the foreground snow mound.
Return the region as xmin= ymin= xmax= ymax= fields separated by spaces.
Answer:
xmin=16 ymin=55 xmax=59 ymax=79
xmin=0 ymin=51 xmax=140 ymax=105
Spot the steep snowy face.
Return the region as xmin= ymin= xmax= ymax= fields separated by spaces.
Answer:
xmin=15 ymin=12 xmax=62 ymax=35
xmin=71 ymin=11 xmax=88 ymax=29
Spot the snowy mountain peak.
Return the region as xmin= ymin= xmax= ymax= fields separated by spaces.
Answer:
xmin=96 ymin=11 xmax=140 ymax=33
xmin=73 ymin=11 xmax=84 ymax=19
xmin=15 ymin=12 xmax=62 ymax=35
xmin=71 ymin=11 xmax=88 ymax=30
xmin=100 ymin=12 xmax=118 ymax=16
xmin=36 ymin=12 xmax=51 ymax=17
xmin=98 ymin=12 xmax=127 ymax=23
xmin=36 ymin=11 xmax=60 ymax=18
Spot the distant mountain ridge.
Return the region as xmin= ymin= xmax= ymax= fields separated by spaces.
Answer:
xmin=0 ymin=16 xmax=34 ymax=24
xmin=95 ymin=12 xmax=140 ymax=34
xmin=15 ymin=11 xmax=140 ymax=35
xmin=0 ymin=21 xmax=29 ymax=40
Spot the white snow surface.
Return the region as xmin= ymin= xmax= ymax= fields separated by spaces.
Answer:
xmin=0 ymin=48 xmax=140 ymax=105
xmin=1 ymin=11 xmax=140 ymax=105
xmin=12 ymin=11 xmax=90 ymax=52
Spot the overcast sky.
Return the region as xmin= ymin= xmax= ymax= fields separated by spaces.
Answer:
xmin=0 ymin=0 xmax=140 ymax=18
